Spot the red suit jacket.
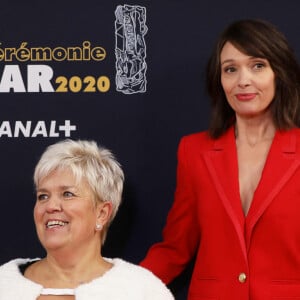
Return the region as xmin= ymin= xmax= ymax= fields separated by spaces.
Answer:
xmin=141 ymin=126 xmax=300 ymax=299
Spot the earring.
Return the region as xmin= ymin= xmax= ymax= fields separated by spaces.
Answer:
xmin=96 ymin=223 xmax=102 ymax=231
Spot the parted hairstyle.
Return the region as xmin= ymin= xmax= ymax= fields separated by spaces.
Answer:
xmin=33 ymin=139 xmax=124 ymax=243
xmin=206 ymin=19 xmax=300 ymax=138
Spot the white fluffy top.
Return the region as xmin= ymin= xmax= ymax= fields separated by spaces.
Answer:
xmin=0 ymin=257 xmax=174 ymax=300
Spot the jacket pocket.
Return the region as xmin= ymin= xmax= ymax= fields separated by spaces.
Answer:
xmin=271 ymin=279 xmax=300 ymax=299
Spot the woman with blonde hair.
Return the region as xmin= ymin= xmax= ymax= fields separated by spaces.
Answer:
xmin=0 ymin=139 xmax=174 ymax=300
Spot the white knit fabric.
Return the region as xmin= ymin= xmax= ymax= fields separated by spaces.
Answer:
xmin=0 ymin=258 xmax=174 ymax=300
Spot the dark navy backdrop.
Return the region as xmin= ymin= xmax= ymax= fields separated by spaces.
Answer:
xmin=0 ymin=1 xmax=299 ymax=299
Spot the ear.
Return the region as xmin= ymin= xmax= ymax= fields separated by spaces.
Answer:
xmin=96 ymin=201 xmax=113 ymax=227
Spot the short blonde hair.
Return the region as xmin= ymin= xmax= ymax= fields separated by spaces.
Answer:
xmin=34 ymin=139 xmax=124 ymax=242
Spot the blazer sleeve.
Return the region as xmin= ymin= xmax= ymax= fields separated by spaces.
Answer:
xmin=140 ymin=135 xmax=200 ymax=284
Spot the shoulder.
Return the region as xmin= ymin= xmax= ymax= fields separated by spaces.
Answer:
xmin=276 ymin=128 xmax=300 ymax=150
xmin=106 ymin=258 xmax=166 ymax=281
xmin=177 ymin=130 xmax=216 ymax=157
xmin=180 ymin=130 xmax=211 ymax=144
xmin=99 ymin=258 xmax=174 ymax=299
xmin=0 ymin=257 xmax=40 ymax=277
xmin=291 ymin=127 xmax=300 ymax=138
xmin=0 ymin=258 xmax=42 ymax=297
xmin=0 ymin=258 xmax=30 ymax=272
xmin=175 ymin=128 xmax=237 ymax=170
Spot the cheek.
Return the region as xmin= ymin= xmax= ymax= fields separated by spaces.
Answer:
xmin=260 ymin=72 xmax=276 ymax=94
xmin=260 ymin=80 xmax=276 ymax=101
xmin=268 ymin=79 xmax=276 ymax=96
xmin=221 ymin=76 xmax=233 ymax=95
xmin=33 ymin=204 xmax=43 ymax=222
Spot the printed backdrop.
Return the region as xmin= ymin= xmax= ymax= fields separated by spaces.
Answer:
xmin=1 ymin=1 xmax=299 ymax=298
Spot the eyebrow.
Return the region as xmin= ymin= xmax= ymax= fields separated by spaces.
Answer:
xmin=221 ymin=56 xmax=267 ymax=66
xmin=221 ymin=59 xmax=234 ymax=65
xmin=36 ymin=185 xmax=76 ymax=192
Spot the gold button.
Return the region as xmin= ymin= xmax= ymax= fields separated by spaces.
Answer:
xmin=238 ymin=272 xmax=247 ymax=283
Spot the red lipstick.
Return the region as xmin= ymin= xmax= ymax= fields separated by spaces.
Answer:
xmin=235 ymin=93 xmax=256 ymax=101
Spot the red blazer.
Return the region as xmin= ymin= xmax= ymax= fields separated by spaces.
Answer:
xmin=141 ymin=126 xmax=300 ymax=300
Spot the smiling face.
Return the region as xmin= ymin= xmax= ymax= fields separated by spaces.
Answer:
xmin=220 ymin=42 xmax=276 ymax=119
xmin=34 ymin=168 xmax=101 ymax=252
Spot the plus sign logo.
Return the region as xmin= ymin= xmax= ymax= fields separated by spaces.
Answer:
xmin=0 ymin=120 xmax=77 ymax=138
xmin=58 ymin=120 xmax=77 ymax=137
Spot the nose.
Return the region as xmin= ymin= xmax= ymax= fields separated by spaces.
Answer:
xmin=46 ymin=196 xmax=62 ymax=212
xmin=237 ymin=68 xmax=251 ymax=88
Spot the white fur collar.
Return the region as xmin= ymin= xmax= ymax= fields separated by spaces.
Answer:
xmin=0 ymin=258 xmax=174 ymax=300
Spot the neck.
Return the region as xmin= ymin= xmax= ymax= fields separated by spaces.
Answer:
xmin=39 ymin=249 xmax=111 ymax=287
xmin=44 ymin=232 xmax=102 ymax=269
xmin=235 ymin=115 xmax=276 ymax=147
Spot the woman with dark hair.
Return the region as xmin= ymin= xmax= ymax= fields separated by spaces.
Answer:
xmin=141 ymin=19 xmax=300 ymax=299
xmin=207 ymin=19 xmax=300 ymax=137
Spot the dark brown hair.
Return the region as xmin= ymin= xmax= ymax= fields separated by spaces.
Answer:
xmin=206 ymin=19 xmax=300 ymax=138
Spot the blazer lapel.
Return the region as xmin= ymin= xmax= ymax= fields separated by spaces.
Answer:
xmin=203 ymin=126 xmax=247 ymax=261
xmin=245 ymin=129 xmax=300 ymax=247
